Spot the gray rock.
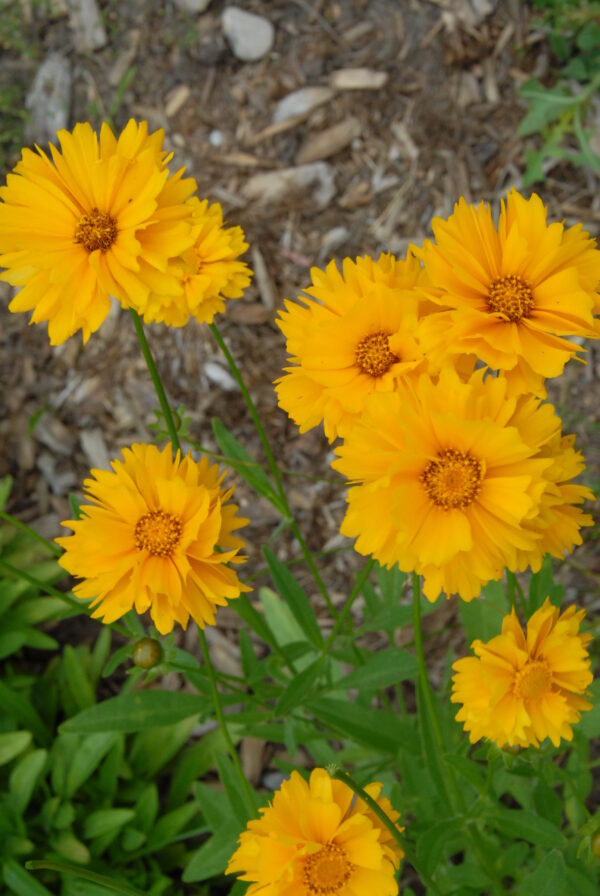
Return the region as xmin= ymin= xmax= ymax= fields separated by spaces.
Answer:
xmin=273 ymin=86 xmax=335 ymax=124
xmin=222 ymin=6 xmax=274 ymax=62
xmin=173 ymin=0 xmax=212 ymax=12
xmin=25 ymin=53 xmax=72 ymax=145
xmin=241 ymin=162 xmax=336 ymax=208
xmin=67 ymin=0 xmax=107 ymax=51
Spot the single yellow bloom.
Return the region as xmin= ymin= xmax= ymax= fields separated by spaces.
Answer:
xmin=333 ymin=368 xmax=585 ymax=602
xmin=451 ymin=598 xmax=593 ymax=748
xmin=227 ymin=768 xmax=404 ymax=896
xmin=56 ymin=443 xmax=250 ymax=634
xmin=276 ymin=252 xmax=433 ymax=442
xmin=418 ymin=190 xmax=600 ymax=394
xmin=135 ymin=198 xmax=252 ymax=327
xmin=0 ymin=119 xmax=197 ymax=344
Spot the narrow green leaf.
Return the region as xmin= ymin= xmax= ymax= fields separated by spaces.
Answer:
xmin=520 ymin=849 xmax=566 ymax=896
xmin=276 ymin=659 xmax=322 ymax=715
xmin=60 ymin=691 xmax=204 ymax=734
xmin=212 ymin=417 xmax=283 ymax=510
xmin=25 ymin=861 xmax=144 ymax=896
xmin=0 ymin=731 xmax=32 ymax=766
xmin=84 ymin=809 xmax=136 ymax=839
xmin=9 ymin=749 xmax=47 ymax=813
xmin=339 ymin=648 xmax=418 ymax=691
xmin=0 ymin=475 xmax=13 ymax=510
xmin=168 ymin=729 xmax=229 ymax=809
xmin=459 ymin=580 xmax=507 ymax=644
xmin=416 ymin=679 xmax=447 ymax=801
xmin=487 ymin=807 xmax=566 ymax=848
xmin=65 ymin=733 xmax=120 ymax=798
xmin=216 ymin=752 xmax=252 ymax=826
xmin=233 ymin=594 xmax=278 ymax=651
xmin=62 ymin=646 xmax=95 ymax=712
xmin=143 ymin=802 xmax=199 ymax=853
xmin=310 ymin=697 xmax=417 ymax=754
xmin=264 ymin=547 xmax=324 ymax=648
xmin=183 ymin=829 xmax=239 ymax=883
xmin=3 ymin=860 xmax=54 ymax=896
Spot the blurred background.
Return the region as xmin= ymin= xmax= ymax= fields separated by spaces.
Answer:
xmin=0 ymin=0 xmax=599 ymax=625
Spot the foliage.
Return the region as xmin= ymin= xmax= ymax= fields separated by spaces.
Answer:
xmin=520 ymin=0 xmax=600 ymax=184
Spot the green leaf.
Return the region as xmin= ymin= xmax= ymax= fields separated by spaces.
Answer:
xmin=233 ymin=594 xmax=278 ymax=651
xmin=416 ymin=821 xmax=462 ymax=877
xmin=0 ymin=475 xmax=13 ymax=510
xmin=3 ymin=860 xmax=54 ymax=896
xmin=459 ymin=580 xmax=507 ymax=644
xmin=84 ymin=809 xmax=136 ymax=839
xmin=65 ymin=733 xmax=120 ymax=797
xmin=264 ymin=547 xmax=324 ymax=648
xmin=520 ymin=849 xmax=566 ymax=896
xmin=518 ymin=80 xmax=575 ymax=136
xmin=487 ymin=807 xmax=566 ymax=848
xmin=0 ymin=731 xmax=32 ymax=766
xmin=9 ymin=749 xmax=47 ymax=813
xmin=310 ymin=697 xmax=417 ymax=754
xmin=129 ymin=715 xmax=199 ymax=778
xmin=60 ymin=691 xmax=204 ymax=734
xmin=216 ymin=752 xmax=252 ymax=826
xmin=416 ymin=679 xmax=447 ymax=801
xmin=62 ymin=646 xmax=96 ymax=712
xmin=259 ymin=586 xmax=306 ymax=646
xmin=443 ymin=753 xmax=485 ymax=795
xmin=276 ymin=660 xmax=323 ymax=715
xmin=68 ymin=493 xmax=83 ymax=521
xmin=339 ymin=648 xmax=418 ymax=691
xmin=183 ymin=829 xmax=239 ymax=883
xmin=212 ymin=417 xmax=283 ymax=510
xmin=144 ymin=802 xmax=199 ymax=852
xmin=168 ymin=728 xmax=230 ymax=809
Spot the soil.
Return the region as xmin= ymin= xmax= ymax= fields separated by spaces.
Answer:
xmin=0 ymin=0 xmax=599 ymax=748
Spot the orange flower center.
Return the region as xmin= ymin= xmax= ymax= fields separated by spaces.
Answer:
xmin=303 ymin=843 xmax=353 ymax=895
xmin=134 ymin=510 xmax=183 ymax=557
xmin=513 ymin=660 xmax=551 ymax=700
xmin=421 ymin=448 xmax=483 ymax=510
xmin=355 ymin=331 xmax=398 ymax=377
xmin=74 ymin=208 xmax=118 ymax=252
xmin=487 ymin=275 xmax=534 ymax=322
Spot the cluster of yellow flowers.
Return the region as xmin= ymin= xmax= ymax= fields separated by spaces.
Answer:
xmin=0 ymin=120 xmax=253 ymax=635
xmin=276 ymin=190 xmax=596 ymax=749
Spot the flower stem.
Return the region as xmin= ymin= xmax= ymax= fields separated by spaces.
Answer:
xmin=26 ymin=861 xmax=144 ymax=896
xmin=198 ymin=628 xmax=257 ymax=818
xmin=330 ymin=768 xmax=443 ymax=896
xmin=0 ymin=511 xmax=62 ymax=556
xmin=321 ymin=558 xmax=374 ymax=656
xmin=506 ymin=570 xmax=527 ymax=617
xmin=130 ymin=310 xmax=181 ymax=454
xmin=132 ymin=310 xmax=256 ymax=818
xmin=209 ymin=322 xmax=336 ymax=618
xmin=412 ymin=574 xmax=505 ymax=896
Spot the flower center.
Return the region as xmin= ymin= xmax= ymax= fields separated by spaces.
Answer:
xmin=134 ymin=510 xmax=183 ymax=557
xmin=421 ymin=448 xmax=483 ymax=510
xmin=303 ymin=843 xmax=353 ymax=895
xmin=487 ymin=275 xmax=534 ymax=323
xmin=355 ymin=331 xmax=398 ymax=377
xmin=74 ymin=208 xmax=118 ymax=252
xmin=513 ymin=660 xmax=551 ymax=700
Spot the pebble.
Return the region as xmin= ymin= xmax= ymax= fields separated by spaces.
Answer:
xmin=204 ymin=361 xmax=238 ymax=391
xmin=241 ymin=162 xmax=336 ymax=208
xmin=296 ymin=116 xmax=361 ymax=165
xmin=25 ymin=53 xmax=72 ymax=145
xmin=221 ymin=6 xmax=274 ymax=62
xmin=67 ymin=0 xmax=107 ymax=51
xmin=208 ymin=128 xmax=224 ymax=147
xmin=272 ymin=86 xmax=335 ymax=124
xmin=329 ymin=68 xmax=388 ymax=90
xmin=173 ymin=0 xmax=212 ymax=11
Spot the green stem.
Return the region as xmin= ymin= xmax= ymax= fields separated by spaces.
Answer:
xmin=199 ymin=628 xmax=257 ymax=817
xmin=321 ymin=558 xmax=374 ymax=656
xmin=330 ymin=769 xmax=442 ymax=896
xmin=412 ymin=574 xmax=505 ymax=896
xmin=130 ymin=309 xmax=181 ymax=453
xmin=25 ymin=861 xmax=144 ymax=896
xmin=0 ymin=511 xmax=62 ymax=556
xmin=505 ymin=570 xmax=527 ymax=617
xmin=209 ymin=322 xmax=336 ymax=617
xmin=133 ymin=311 xmax=255 ymax=818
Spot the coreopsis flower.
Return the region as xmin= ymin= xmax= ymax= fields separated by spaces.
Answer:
xmin=418 ymin=190 xmax=600 ymax=394
xmin=134 ymin=197 xmax=252 ymax=327
xmin=333 ymin=368 xmax=566 ymax=602
xmin=0 ymin=119 xmax=197 ymax=344
xmin=226 ymin=768 xmax=403 ymax=896
xmin=451 ymin=598 xmax=593 ymax=748
xmin=275 ymin=252 xmax=433 ymax=442
xmin=56 ymin=443 xmax=249 ymax=634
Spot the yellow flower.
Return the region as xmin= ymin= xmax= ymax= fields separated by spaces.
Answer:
xmin=451 ymin=598 xmax=593 ymax=748
xmin=136 ymin=198 xmax=252 ymax=327
xmin=275 ymin=252 xmax=432 ymax=442
xmin=226 ymin=768 xmax=403 ymax=896
xmin=0 ymin=120 xmax=196 ymax=344
xmin=418 ymin=190 xmax=600 ymax=394
xmin=333 ymin=368 xmax=564 ymax=602
xmin=56 ymin=443 xmax=249 ymax=634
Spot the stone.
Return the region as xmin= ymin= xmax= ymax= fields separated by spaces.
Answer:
xmin=241 ymin=162 xmax=336 ymax=208
xmin=222 ymin=6 xmax=274 ymax=62
xmin=25 ymin=53 xmax=72 ymax=145
xmin=329 ymin=68 xmax=388 ymax=90
xmin=67 ymin=0 xmax=107 ymax=51
xmin=272 ymin=86 xmax=335 ymax=124
xmin=296 ymin=116 xmax=361 ymax=165
xmin=173 ymin=0 xmax=212 ymax=11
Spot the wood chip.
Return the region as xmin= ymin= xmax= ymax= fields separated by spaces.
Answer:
xmin=241 ymin=163 xmax=337 ymax=208
xmin=328 ymin=68 xmax=388 ymax=90
xmin=296 ymin=116 xmax=361 ymax=165
xmin=165 ymin=83 xmax=191 ymax=117
xmin=80 ymin=429 xmax=111 ymax=470
xmin=251 ymin=246 xmax=278 ymax=309
xmin=273 ymin=86 xmax=335 ymax=124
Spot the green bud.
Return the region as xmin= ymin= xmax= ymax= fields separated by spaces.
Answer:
xmin=132 ymin=637 xmax=163 ymax=669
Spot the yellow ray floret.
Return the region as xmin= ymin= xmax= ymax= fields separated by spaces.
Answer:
xmin=333 ymin=367 xmax=592 ymax=602
xmin=56 ymin=443 xmax=250 ymax=634
xmin=275 ymin=251 xmax=434 ymax=442
xmin=0 ymin=119 xmax=197 ymax=344
xmin=227 ymin=768 xmax=404 ymax=896
xmin=451 ymin=598 xmax=593 ymax=748
xmin=418 ymin=189 xmax=600 ymax=394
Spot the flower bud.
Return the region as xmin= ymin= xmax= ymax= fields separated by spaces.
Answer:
xmin=132 ymin=637 xmax=163 ymax=669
